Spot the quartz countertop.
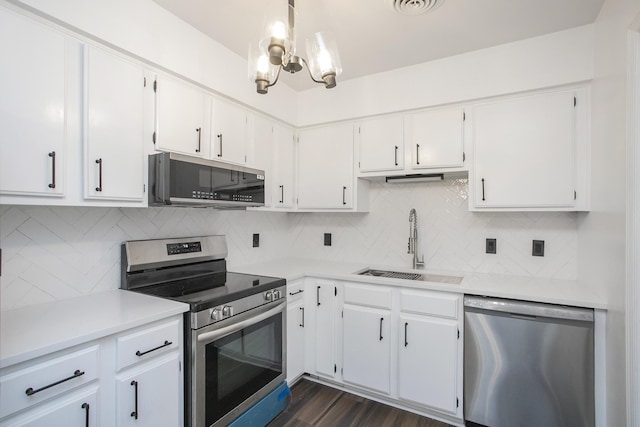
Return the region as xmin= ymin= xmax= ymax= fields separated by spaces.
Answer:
xmin=0 ymin=290 xmax=189 ymax=369
xmin=231 ymin=258 xmax=607 ymax=310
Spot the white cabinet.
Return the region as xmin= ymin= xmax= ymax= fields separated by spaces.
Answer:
xmin=212 ymin=98 xmax=248 ymax=165
xmin=286 ymin=280 xmax=306 ymax=384
xmin=405 ymin=107 xmax=465 ymax=169
xmin=251 ymin=115 xmax=274 ymax=206
xmin=273 ymin=125 xmax=296 ymax=209
xmin=307 ymin=280 xmax=340 ymax=379
xmin=471 ymin=90 xmax=583 ymax=210
xmin=297 ymin=124 xmax=356 ymax=210
xmin=115 ymin=354 xmax=181 ymax=427
xmin=1 ymin=390 xmax=97 ymax=427
xmin=0 ymin=7 xmax=67 ymax=197
xmin=154 ymin=74 xmax=210 ymax=157
xmin=357 ymin=116 xmax=404 ymax=172
xmin=397 ymin=290 xmax=462 ymax=416
xmin=84 ymin=46 xmax=146 ymax=201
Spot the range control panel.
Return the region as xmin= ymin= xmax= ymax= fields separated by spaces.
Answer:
xmin=167 ymin=241 xmax=202 ymax=255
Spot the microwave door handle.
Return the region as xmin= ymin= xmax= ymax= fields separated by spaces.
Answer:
xmin=197 ymin=301 xmax=285 ymax=343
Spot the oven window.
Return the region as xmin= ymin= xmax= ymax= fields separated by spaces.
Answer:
xmin=205 ymin=313 xmax=283 ymax=426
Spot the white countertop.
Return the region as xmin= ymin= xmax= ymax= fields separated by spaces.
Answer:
xmin=0 ymin=290 xmax=188 ymax=369
xmin=231 ymin=258 xmax=608 ymax=310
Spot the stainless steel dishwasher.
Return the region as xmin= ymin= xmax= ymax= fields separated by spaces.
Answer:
xmin=464 ymin=295 xmax=594 ymax=427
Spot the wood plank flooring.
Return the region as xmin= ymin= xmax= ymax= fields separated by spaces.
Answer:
xmin=268 ymin=379 xmax=453 ymax=427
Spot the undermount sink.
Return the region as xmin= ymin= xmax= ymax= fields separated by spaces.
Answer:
xmin=358 ymin=269 xmax=463 ymax=284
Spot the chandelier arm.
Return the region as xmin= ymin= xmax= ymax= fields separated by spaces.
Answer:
xmin=266 ymin=65 xmax=283 ymax=88
xmin=300 ymin=57 xmax=326 ymax=85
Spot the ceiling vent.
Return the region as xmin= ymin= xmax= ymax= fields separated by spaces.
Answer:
xmin=386 ymin=0 xmax=446 ymax=15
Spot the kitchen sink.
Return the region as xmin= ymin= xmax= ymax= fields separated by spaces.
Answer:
xmin=358 ymin=269 xmax=463 ymax=284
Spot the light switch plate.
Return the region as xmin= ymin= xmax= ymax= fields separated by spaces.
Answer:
xmin=324 ymin=233 xmax=332 ymax=246
xmin=252 ymin=233 xmax=259 ymax=248
xmin=532 ymin=240 xmax=544 ymax=257
xmin=486 ymin=238 xmax=497 ymax=254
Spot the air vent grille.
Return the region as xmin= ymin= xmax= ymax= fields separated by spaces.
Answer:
xmin=386 ymin=0 xmax=446 ymax=15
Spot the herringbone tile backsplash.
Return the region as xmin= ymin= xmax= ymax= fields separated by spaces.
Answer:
xmin=0 ymin=179 xmax=578 ymax=310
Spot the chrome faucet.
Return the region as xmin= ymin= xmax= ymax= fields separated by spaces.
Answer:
xmin=408 ymin=208 xmax=425 ymax=269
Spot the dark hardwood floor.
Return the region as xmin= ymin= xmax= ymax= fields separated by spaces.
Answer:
xmin=268 ymin=379 xmax=453 ymax=427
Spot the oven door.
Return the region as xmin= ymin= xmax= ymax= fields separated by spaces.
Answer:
xmin=191 ymin=300 xmax=286 ymax=427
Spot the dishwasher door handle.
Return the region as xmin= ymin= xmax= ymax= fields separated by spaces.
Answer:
xmin=463 ymin=295 xmax=594 ymax=322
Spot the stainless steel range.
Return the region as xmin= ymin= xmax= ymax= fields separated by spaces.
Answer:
xmin=121 ymin=235 xmax=287 ymax=427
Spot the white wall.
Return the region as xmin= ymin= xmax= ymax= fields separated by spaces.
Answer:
xmin=5 ymin=0 xmax=298 ymax=125
xmin=296 ymin=25 xmax=594 ymax=126
xmin=577 ymin=0 xmax=640 ymax=425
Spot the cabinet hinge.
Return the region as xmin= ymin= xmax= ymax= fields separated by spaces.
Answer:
xmin=457 ymin=329 xmax=460 ymax=339
xmin=245 ymin=155 xmax=247 ymax=163
xmin=463 ymin=152 xmax=466 ymax=162
xmin=152 ymin=131 xmax=157 ymax=144
xmin=179 ymin=361 xmax=182 ymax=372
xmin=358 ymin=126 xmax=361 ymax=134
xmin=341 ymin=368 xmax=343 ymax=375
xmin=358 ymin=162 xmax=361 ymax=168
xmin=341 ymin=310 xmax=344 ymax=318
xmin=574 ymin=190 xmax=577 ymax=200
xmin=457 ymin=398 xmax=459 ymax=408
xmin=153 ymin=79 xmax=157 ymax=93
xmin=334 ymin=286 xmax=337 ymax=296
xmin=574 ymin=96 xmax=577 ymax=107
xmin=334 ymin=364 xmax=337 ymax=373
xmin=143 ymin=184 xmax=146 ymax=193
xmin=143 ymin=77 xmax=147 ymax=87
xmin=463 ymin=112 xmax=466 ymax=121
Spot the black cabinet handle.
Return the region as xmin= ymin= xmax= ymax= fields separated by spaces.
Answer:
xmin=394 ymin=145 xmax=398 ymax=166
xmin=342 ymin=186 xmax=347 ymax=205
xmin=481 ymin=178 xmax=486 ymax=201
xmin=217 ymin=133 xmax=223 ymax=157
xmin=25 ymin=369 xmax=85 ymax=396
xmin=48 ymin=151 xmax=56 ymax=189
xmin=130 ymin=380 xmax=138 ymax=419
xmin=195 ymin=128 xmax=201 ymax=153
xmin=135 ymin=340 xmax=172 ymax=357
xmin=379 ymin=317 xmax=384 ymax=341
xmin=81 ymin=403 xmax=90 ymax=427
xmin=300 ymin=307 xmax=305 ymax=327
xmin=416 ymin=144 xmax=420 ymax=165
xmin=404 ymin=322 xmax=408 ymax=347
xmin=95 ymin=158 xmax=103 ymax=192
xmin=289 ymin=289 xmax=304 ymax=296
xmin=317 ymin=286 xmax=321 ymax=306
xmin=280 ymin=185 xmax=284 ymax=204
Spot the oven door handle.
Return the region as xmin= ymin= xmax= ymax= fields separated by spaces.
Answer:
xmin=197 ymin=301 xmax=286 ymax=343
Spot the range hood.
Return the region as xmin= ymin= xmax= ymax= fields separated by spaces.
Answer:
xmin=385 ymin=173 xmax=444 ymax=183
xmin=148 ymin=152 xmax=265 ymax=208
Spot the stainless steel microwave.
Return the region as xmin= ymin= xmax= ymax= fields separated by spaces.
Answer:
xmin=148 ymin=152 xmax=265 ymax=208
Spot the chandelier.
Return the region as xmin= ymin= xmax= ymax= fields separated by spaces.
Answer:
xmin=248 ymin=0 xmax=342 ymax=94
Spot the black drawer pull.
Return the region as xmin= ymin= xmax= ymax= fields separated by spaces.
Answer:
xmin=288 ymin=289 xmax=304 ymax=296
xmin=300 ymin=307 xmax=305 ymax=328
xmin=342 ymin=186 xmax=347 ymax=205
xmin=379 ymin=317 xmax=384 ymax=341
xmin=217 ymin=133 xmax=223 ymax=157
xmin=48 ymin=151 xmax=56 ymax=189
xmin=280 ymin=185 xmax=284 ymax=203
xmin=95 ymin=158 xmax=103 ymax=192
xmin=195 ymin=127 xmax=202 ymax=153
xmin=25 ymin=369 xmax=85 ymax=396
xmin=394 ymin=145 xmax=398 ymax=166
xmin=404 ymin=322 xmax=408 ymax=347
xmin=317 ymin=286 xmax=321 ymax=306
xmin=82 ymin=402 xmax=90 ymax=427
xmin=416 ymin=144 xmax=420 ymax=165
xmin=481 ymin=178 xmax=486 ymax=201
xmin=130 ymin=380 xmax=138 ymax=419
xmin=136 ymin=340 xmax=172 ymax=357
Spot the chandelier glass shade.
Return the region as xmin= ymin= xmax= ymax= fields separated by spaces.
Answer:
xmin=248 ymin=0 xmax=342 ymax=94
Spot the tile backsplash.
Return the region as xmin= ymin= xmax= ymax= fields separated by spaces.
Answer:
xmin=0 ymin=179 xmax=578 ymax=310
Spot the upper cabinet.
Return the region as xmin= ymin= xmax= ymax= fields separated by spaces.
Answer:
xmin=357 ymin=116 xmax=404 ymax=172
xmin=250 ymin=115 xmax=274 ymax=206
xmin=0 ymin=8 xmax=67 ymax=197
xmin=84 ymin=47 xmax=146 ymax=201
xmin=154 ymin=74 xmax=211 ymax=157
xmin=470 ymin=89 xmax=588 ymax=211
xmin=405 ymin=107 xmax=465 ymax=170
xmin=211 ymin=98 xmax=248 ymax=165
xmin=273 ymin=124 xmax=296 ymax=209
xmin=297 ymin=123 xmax=365 ymax=210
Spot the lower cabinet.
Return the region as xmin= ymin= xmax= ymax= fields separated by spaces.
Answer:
xmin=4 ymin=389 xmax=97 ymax=427
xmin=286 ymin=279 xmax=306 ymax=383
xmin=310 ymin=280 xmax=340 ymax=380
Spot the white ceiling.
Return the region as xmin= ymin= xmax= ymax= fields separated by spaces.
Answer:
xmin=152 ymin=0 xmax=604 ymax=92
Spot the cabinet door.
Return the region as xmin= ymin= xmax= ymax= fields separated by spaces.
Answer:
xmin=251 ymin=116 xmax=274 ymax=206
xmin=3 ymin=390 xmax=97 ymax=427
xmin=406 ymin=107 xmax=465 ymax=169
xmin=358 ymin=116 xmax=404 ymax=172
xmin=398 ymin=314 xmax=459 ymax=414
xmin=0 ymin=8 xmax=66 ymax=196
xmin=297 ymin=124 xmax=354 ymax=209
xmin=212 ymin=98 xmax=247 ymax=165
xmin=342 ymin=305 xmax=391 ymax=394
xmin=155 ymin=75 xmax=210 ymax=157
xmin=313 ymin=282 xmax=338 ymax=378
xmin=286 ymin=299 xmax=305 ymax=383
xmin=273 ymin=125 xmax=295 ymax=208
xmin=116 ymin=354 xmax=181 ymax=427
xmin=84 ymin=47 xmax=145 ymax=200
xmin=472 ymin=91 xmax=576 ymax=208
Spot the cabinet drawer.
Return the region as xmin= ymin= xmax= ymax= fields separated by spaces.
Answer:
xmin=400 ymin=290 xmax=459 ymax=319
xmin=0 ymin=346 xmax=99 ymax=419
xmin=287 ymin=280 xmax=305 ymax=301
xmin=116 ymin=319 xmax=180 ymax=371
xmin=344 ymin=283 xmax=392 ymax=309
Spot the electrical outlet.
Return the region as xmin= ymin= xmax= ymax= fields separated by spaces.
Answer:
xmin=486 ymin=238 xmax=497 ymax=254
xmin=324 ymin=233 xmax=332 ymax=246
xmin=532 ymin=240 xmax=545 ymax=257
xmin=252 ymin=233 xmax=260 ymax=248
